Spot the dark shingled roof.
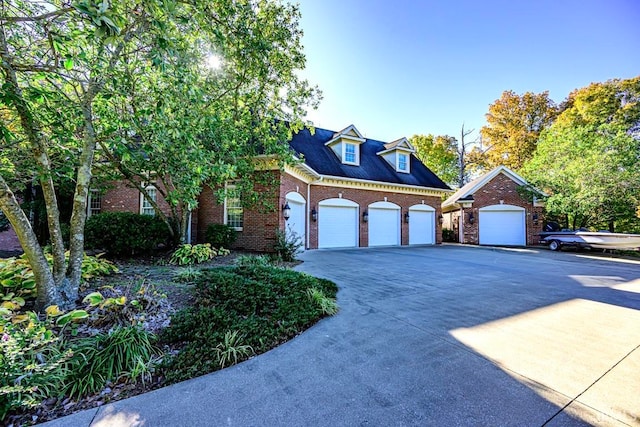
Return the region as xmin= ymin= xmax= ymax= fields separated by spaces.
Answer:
xmin=289 ymin=126 xmax=451 ymax=190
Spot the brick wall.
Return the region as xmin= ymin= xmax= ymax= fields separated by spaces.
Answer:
xmin=196 ymin=172 xmax=281 ymax=252
xmin=457 ymin=173 xmax=544 ymax=245
xmin=101 ymin=180 xmax=174 ymax=217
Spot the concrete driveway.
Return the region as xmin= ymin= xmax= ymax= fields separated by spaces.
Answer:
xmin=41 ymin=245 xmax=640 ymax=426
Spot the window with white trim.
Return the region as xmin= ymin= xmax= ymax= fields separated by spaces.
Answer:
xmin=225 ymin=186 xmax=243 ymax=230
xmin=140 ymin=185 xmax=157 ymax=216
xmin=87 ymin=190 xmax=102 ymax=217
xmin=344 ymin=143 xmax=358 ymax=164
xmin=397 ymin=153 xmax=409 ymax=172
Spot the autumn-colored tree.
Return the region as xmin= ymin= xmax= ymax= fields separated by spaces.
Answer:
xmin=480 ymin=90 xmax=558 ymax=171
xmin=410 ymin=134 xmax=458 ymax=187
xmin=524 ymin=77 xmax=640 ymax=232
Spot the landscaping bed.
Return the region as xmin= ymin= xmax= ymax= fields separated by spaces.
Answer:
xmin=1 ymin=252 xmax=337 ymax=426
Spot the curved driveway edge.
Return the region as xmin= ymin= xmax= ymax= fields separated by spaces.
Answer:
xmin=39 ymin=246 xmax=640 ymax=426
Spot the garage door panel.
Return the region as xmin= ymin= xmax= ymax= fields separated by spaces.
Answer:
xmin=369 ymin=208 xmax=400 ymax=246
xmin=409 ymin=210 xmax=435 ymax=245
xmin=318 ymin=205 xmax=358 ymax=248
xmin=479 ymin=209 xmax=525 ymax=246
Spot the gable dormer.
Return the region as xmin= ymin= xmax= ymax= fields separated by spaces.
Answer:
xmin=324 ymin=124 xmax=365 ymax=166
xmin=376 ymin=137 xmax=415 ymax=173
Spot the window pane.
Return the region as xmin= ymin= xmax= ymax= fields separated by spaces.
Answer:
xmin=226 ymin=196 xmax=243 ymax=229
xmin=345 ymin=144 xmax=356 ymax=163
xmin=142 ymin=187 xmax=156 ymax=216
xmin=398 ymin=154 xmax=408 ymax=170
xmin=89 ymin=191 xmax=102 ymax=216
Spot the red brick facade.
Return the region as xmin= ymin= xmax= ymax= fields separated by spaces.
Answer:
xmin=446 ymin=173 xmax=544 ymax=246
xmin=101 ymin=180 xmax=174 ymax=217
xmin=304 ymin=185 xmax=443 ymax=249
xmin=101 ymin=171 xmax=448 ymax=252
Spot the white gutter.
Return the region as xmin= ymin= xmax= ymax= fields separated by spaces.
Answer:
xmin=318 ymin=174 xmax=454 ymax=194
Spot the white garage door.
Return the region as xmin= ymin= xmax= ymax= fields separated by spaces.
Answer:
xmin=409 ymin=205 xmax=435 ymax=245
xmin=368 ymin=201 xmax=400 ymax=247
xmin=285 ymin=192 xmax=306 ymax=251
xmin=479 ymin=205 xmax=526 ymax=246
xmin=318 ymin=199 xmax=358 ymax=248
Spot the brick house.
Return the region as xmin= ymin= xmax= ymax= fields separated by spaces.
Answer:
xmin=95 ymin=124 xmax=453 ymax=251
xmin=442 ymin=166 xmax=545 ymax=246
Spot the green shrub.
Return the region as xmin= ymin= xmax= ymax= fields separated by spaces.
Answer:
xmin=235 ymin=254 xmax=271 ymax=268
xmin=85 ymin=212 xmax=171 ymax=256
xmin=205 ymin=224 xmax=237 ymax=249
xmin=442 ymin=228 xmax=456 ymax=242
xmin=0 ymin=253 xmax=117 ymax=307
xmin=0 ymin=257 xmax=36 ymax=309
xmin=160 ymin=266 xmax=338 ymax=383
xmin=273 ymin=229 xmax=303 ymax=262
xmin=170 ymin=244 xmax=215 ymax=265
xmin=0 ymin=312 xmax=71 ymax=421
xmin=174 ymin=266 xmax=203 ymax=283
xmin=65 ymin=326 xmax=160 ymax=398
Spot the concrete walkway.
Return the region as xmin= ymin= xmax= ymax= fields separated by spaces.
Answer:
xmin=40 ymin=246 xmax=640 ymax=426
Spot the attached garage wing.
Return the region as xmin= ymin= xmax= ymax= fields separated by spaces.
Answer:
xmin=368 ymin=201 xmax=400 ymax=247
xmin=318 ymin=198 xmax=358 ymax=248
xmin=479 ymin=205 xmax=526 ymax=246
xmin=409 ymin=204 xmax=435 ymax=245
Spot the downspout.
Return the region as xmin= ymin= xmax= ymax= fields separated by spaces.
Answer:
xmin=186 ymin=209 xmax=192 ymax=244
xmin=459 ymin=205 xmax=464 ymax=244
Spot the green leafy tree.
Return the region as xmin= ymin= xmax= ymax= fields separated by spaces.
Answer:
xmin=410 ymin=134 xmax=459 ymax=187
xmin=0 ymin=0 xmax=318 ymax=311
xmin=480 ymin=90 xmax=558 ymax=171
xmin=524 ymin=77 xmax=640 ymax=232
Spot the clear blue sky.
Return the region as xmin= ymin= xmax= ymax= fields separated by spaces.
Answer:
xmin=296 ymin=0 xmax=640 ymax=143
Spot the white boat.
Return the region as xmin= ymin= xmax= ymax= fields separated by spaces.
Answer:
xmin=539 ymin=231 xmax=640 ymax=251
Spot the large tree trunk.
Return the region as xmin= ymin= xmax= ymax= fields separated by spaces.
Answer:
xmin=0 ymin=28 xmax=71 ymax=305
xmin=0 ymin=177 xmax=66 ymax=310
xmin=66 ymin=97 xmax=98 ymax=299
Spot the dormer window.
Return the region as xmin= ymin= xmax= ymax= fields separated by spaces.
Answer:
xmin=325 ymin=124 xmax=365 ymax=166
xmin=377 ymin=137 xmax=415 ymax=174
xmin=397 ymin=153 xmax=408 ymax=172
xmin=344 ymin=143 xmax=357 ymax=164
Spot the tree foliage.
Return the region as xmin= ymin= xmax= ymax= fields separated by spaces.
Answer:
xmin=524 ymin=77 xmax=640 ymax=232
xmin=0 ymin=0 xmax=318 ymax=311
xmin=480 ymin=90 xmax=558 ymax=171
xmin=410 ymin=134 xmax=459 ymax=187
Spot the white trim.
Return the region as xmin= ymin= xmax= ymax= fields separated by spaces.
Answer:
xmin=342 ymin=142 xmax=359 ymax=165
xmin=409 ymin=204 xmax=436 ymax=212
xmin=331 ymin=124 xmax=365 ymax=140
xmin=319 ymin=198 xmax=359 ymax=208
xmin=318 ymin=174 xmax=453 ymax=196
xmin=223 ymin=184 xmax=243 ymax=231
xmin=285 ymin=191 xmax=306 ymax=204
xmin=479 ymin=204 xmax=525 ymax=212
xmin=443 ymin=166 xmax=537 ymax=209
xmin=324 ymin=134 xmax=366 ymax=147
xmin=368 ymin=201 xmax=401 ymax=210
xmin=140 ymin=185 xmax=156 ymax=216
xmin=87 ymin=189 xmax=102 ymax=217
xmin=376 ymin=146 xmax=415 ymax=156
xmin=396 ymin=152 xmax=410 ymax=173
